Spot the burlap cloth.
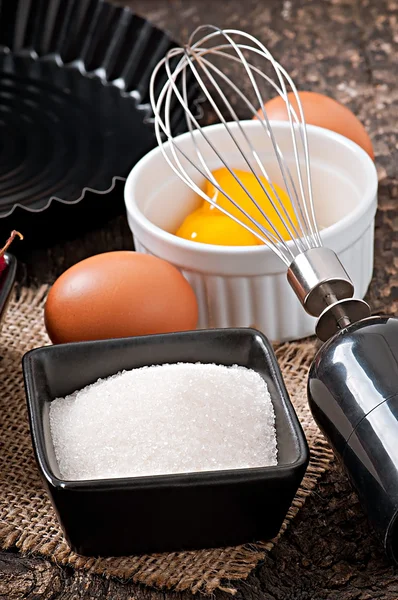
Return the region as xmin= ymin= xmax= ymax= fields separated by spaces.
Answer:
xmin=0 ymin=287 xmax=334 ymax=595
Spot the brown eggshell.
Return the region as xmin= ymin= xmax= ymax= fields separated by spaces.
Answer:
xmin=256 ymin=91 xmax=374 ymax=160
xmin=45 ymin=251 xmax=199 ymax=344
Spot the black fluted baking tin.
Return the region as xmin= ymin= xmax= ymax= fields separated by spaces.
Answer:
xmin=308 ymin=316 xmax=398 ymax=564
xmin=23 ymin=328 xmax=309 ymax=556
xmin=0 ymin=0 xmax=198 ymax=248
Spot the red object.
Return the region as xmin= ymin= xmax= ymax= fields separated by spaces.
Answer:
xmin=0 ymin=231 xmax=23 ymax=275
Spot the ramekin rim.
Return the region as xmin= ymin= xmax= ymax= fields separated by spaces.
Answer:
xmin=124 ymin=121 xmax=378 ymax=258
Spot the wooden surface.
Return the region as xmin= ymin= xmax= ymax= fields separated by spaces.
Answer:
xmin=2 ymin=0 xmax=398 ymax=598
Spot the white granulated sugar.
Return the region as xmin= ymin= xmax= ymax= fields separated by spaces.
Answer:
xmin=49 ymin=363 xmax=277 ymax=481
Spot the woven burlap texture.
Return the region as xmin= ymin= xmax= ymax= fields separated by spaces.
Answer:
xmin=0 ymin=287 xmax=334 ymax=595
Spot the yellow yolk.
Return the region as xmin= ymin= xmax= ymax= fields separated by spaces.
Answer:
xmin=174 ymin=168 xmax=298 ymax=247
xmin=202 ymin=168 xmax=298 ymax=241
xmin=175 ymin=207 xmax=260 ymax=246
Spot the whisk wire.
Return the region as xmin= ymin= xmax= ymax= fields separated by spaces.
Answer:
xmin=187 ymin=27 xmax=317 ymax=247
xmin=217 ymin=29 xmax=319 ymax=250
xmin=191 ymin=47 xmax=315 ymax=251
xmin=184 ymin=47 xmax=297 ymax=255
xmin=212 ymin=31 xmax=311 ymax=250
xmin=193 ymin=52 xmax=307 ymax=254
xmin=162 ymin=51 xmax=296 ymax=257
xmin=151 ymin=54 xmax=292 ymax=263
xmin=150 ymin=25 xmax=323 ymax=262
xmin=273 ymin=63 xmax=322 ymax=247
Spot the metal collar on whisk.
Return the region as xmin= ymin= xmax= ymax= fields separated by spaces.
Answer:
xmin=149 ymin=26 xmax=370 ymax=341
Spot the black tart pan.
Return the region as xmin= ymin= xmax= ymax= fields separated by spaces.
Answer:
xmin=0 ymin=0 xmax=198 ymax=249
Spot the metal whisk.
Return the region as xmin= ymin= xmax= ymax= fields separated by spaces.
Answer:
xmin=149 ymin=25 xmax=371 ymax=341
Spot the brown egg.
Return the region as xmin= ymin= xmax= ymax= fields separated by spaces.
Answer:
xmin=45 ymin=251 xmax=198 ymax=344
xmin=256 ymin=91 xmax=374 ymax=160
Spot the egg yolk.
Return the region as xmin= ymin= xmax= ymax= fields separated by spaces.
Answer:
xmin=175 ymin=168 xmax=299 ymax=247
xmin=176 ymin=207 xmax=260 ymax=246
xmin=203 ymin=168 xmax=298 ymax=241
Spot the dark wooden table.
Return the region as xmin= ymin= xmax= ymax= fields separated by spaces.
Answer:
xmin=2 ymin=0 xmax=398 ymax=598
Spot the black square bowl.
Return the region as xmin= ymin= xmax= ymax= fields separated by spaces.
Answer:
xmin=23 ymin=328 xmax=309 ymax=557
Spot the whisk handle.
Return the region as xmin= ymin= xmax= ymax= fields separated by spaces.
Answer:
xmin=308 ymin=316 xmax=398 ymax=564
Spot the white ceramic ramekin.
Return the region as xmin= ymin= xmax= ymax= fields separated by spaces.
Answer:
xmin=124 ymin=121 xmax=378 ymax=342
